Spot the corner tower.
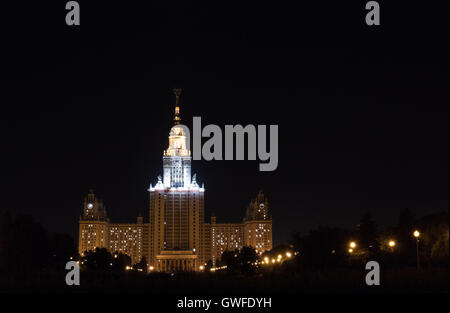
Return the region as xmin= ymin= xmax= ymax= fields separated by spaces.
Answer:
xmin=243 ymin=190 xmax=272 ymax=255
xmin=78 ymin=190 xmax=109 ymax=255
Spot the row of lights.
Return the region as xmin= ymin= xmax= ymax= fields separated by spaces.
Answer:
xmin=262 ymin=251 xmax=293 ymax=265
xmin=76 ymin=230 xmax=424 ymax=273
xmin=209 ymin=265 xmax=228 ymax=272
xmin=348 ymin=230 xmax=421 ymax=254
xmin=123 ymin=265 xmax=154 ymax=271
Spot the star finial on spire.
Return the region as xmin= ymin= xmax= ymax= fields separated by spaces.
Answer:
xmin=173 ymin=88 xmax=182 ymax=125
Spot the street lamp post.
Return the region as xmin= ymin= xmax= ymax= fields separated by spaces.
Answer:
xmin=413 ymin=230 xmax=420 ymax=270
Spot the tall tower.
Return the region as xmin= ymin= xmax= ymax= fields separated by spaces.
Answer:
xmin=162 ymin=89 xmax=191 ymax=188
xmin=148 ymin=89 xmax=207 ymax=272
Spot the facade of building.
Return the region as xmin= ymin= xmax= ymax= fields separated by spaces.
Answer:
xmin=78 ymin=191 xmax=149 ymax=264
xmin=78 ymin=90 xmax=272 ymax=270
xmin=210 ymin=191 xmax=272 ymax=266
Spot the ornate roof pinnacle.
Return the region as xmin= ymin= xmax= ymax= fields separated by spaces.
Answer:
xmin=173 ymin=88 xmax=182 ymax=125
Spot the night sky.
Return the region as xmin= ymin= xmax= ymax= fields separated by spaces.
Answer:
xmin=1 ymin=1 xmax=448 ymax=245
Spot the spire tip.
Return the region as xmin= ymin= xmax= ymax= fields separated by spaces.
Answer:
xmin=173 ymin=88 xmax=182 ymax=125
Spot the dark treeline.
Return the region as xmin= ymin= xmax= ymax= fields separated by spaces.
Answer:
xmin=0 ymin=211 xmax=76 ymax=278
xmin=215 ymin=209 xmax=448 ymax=277
xmin=0 ymin=209 xmax=448 ymax=291
xmin=82 ymin=248 xmax=148 ymax=273
xmin=270 ymin=209 xmax=449 ymax=273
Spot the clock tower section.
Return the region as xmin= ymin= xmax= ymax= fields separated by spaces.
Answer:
xmin=78 ymin=189 xmax=109 ymax=255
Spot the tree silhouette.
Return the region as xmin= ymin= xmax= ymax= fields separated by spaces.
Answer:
xmin=112 ymin=251 xmax=132 ymax=273
xmin=394 ymin=208 xmax=417 ymax=266
xmin=134 ymin=256 xmax=148 ymax=273
xmin=418 ymin=212 xmax=449 ymax=267
xmin=221 ymin=247 xmax=259 ymax=275
xmin=0 ymin=211 xmax=78 ymax=281
xmin=205 ymin=259 xmax=214 ymax=272
xmin=221 ymin=249 xmax=240 ymax=274
xmin=84 ymin=248 xmax=112 ymax=271
xmin=11 ymin=214 xmax=50 ymax=273
xmin=49 ymin=233 xmax=76 ymax=266
xmin=358 ymin=212 xmax=379 ymax=254
xmin=295 ymin=226 xmax=350 ymax=270
xmin=238 ymin=246 xmax=259 ymax=276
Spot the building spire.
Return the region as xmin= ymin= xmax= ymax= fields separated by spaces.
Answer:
xmin=173 ymin=88 xmax=182 ymax=125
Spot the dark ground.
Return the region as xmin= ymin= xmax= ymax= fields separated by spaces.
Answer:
xmin=1 ymin=267 xmax=448 ymax=293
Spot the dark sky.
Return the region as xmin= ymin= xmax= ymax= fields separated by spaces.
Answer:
xmin=1 ymin=1 xmax=448 ymax=245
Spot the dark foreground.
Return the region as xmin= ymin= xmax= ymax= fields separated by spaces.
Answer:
xmin=1 ymin=267 xmax=448 ymax=293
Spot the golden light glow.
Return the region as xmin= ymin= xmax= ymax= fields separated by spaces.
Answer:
xmin=348 ymin=248 xmax=353 ymax=253
xmin=149 ymin=266 xmax=154 ymax=271
xmin=349 ymin=241 xmax=356 ymax=249
xmin=388 ymin=240 xmax=396 ymax=247
xmin=165 ymin=126 xmax=190 ymax=157
xmin=286 ymin=252 xmax=292 ymax=258
xmin=277 ymin=254 xmax=282 ymax=259
xmin=413 ymin=230 xmax=420 ymax=238
xmin=271 ymin=258 xmax=276 ymax=263
xmin=199 ymin=265 xmax=205 ymax=271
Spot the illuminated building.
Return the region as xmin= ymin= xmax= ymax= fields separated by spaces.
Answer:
xmin=211 ymin=191 xmax=272 ymax=266
xmin=78 ymin=191 xmax=148 ymax=264
xmin=148 ymin=88 xmax=207 ymax=271
xmin=78 ymin=191 xmax=109 ymax=255
xmin=78 ymin=89 xmax=272 ymax=270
